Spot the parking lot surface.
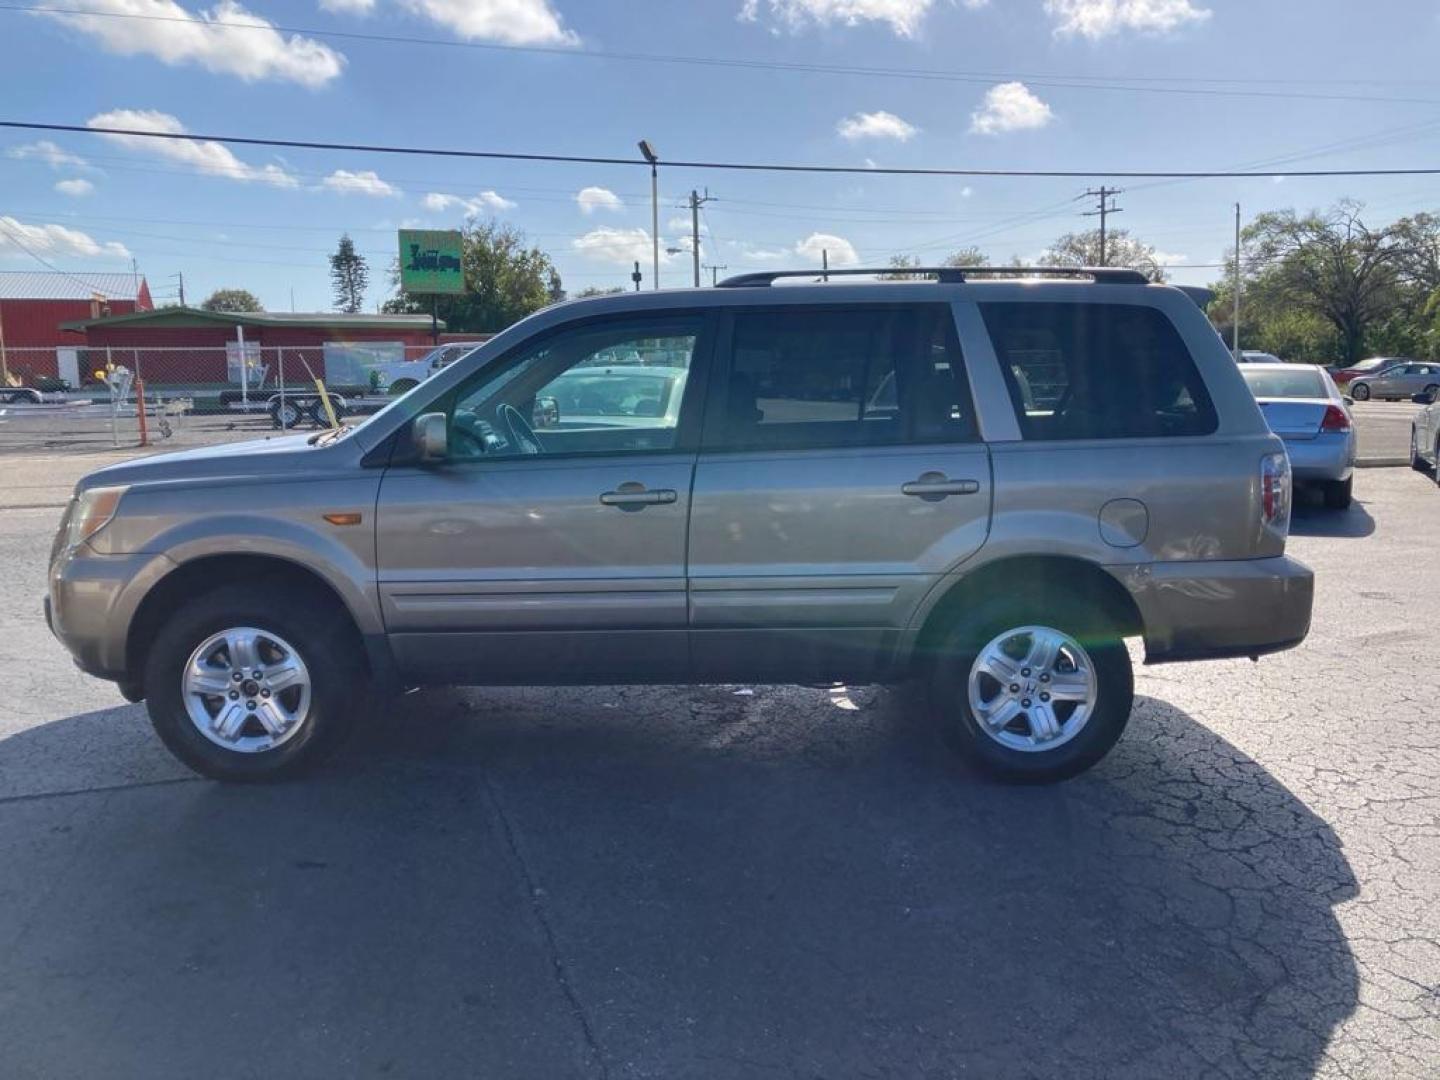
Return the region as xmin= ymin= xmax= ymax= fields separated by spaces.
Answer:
xmin=0 ymin=468 xmax=1436 ymax=1078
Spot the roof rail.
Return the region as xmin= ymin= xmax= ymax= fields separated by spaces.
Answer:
xmin=715 ymin=265 xmax=1152 ymax=288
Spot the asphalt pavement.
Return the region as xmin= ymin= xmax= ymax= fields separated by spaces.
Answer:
xmin=0 ymin=467 xmax=1436 ymax=1078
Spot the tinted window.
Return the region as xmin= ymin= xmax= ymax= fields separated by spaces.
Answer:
xmin=1242 ymin=367 xmax=1327 ymax=399
xmin=712 ymin=306 xmax=976 ymax=449
xmin=980 ymin=302 xmax=1217 ymax=440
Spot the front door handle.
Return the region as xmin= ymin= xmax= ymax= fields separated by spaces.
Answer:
xmin=599 ymin=483 xmax=678 ymax=509
xmin=901 ymin=473 xmax=981 ymax=500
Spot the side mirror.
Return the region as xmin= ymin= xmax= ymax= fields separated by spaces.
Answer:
xmin=1342 ymin=395 xmax=1355 ymax=406
xmin=412 ymin=412 xmax=448 ymax=462
xmin=1413 ymin=391 xmax=1437 ymax=405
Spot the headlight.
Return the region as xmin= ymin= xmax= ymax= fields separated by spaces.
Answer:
xmin=64 ymin=486 xmax=127 ymax=550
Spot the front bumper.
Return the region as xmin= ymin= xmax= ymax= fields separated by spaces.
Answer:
xmin=1108 ymin=555 xmax=1314 ymax=664
xmin=46 ymin=547 xmax=175 ymax=681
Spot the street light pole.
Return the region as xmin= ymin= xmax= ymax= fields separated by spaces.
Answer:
xmin=638 ymin=140 xmax=659 ymax=290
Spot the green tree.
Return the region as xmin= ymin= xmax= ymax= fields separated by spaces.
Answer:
xmin=575 ymin=286 xmax=625 ymax=298
xmin=329 ymin=233 xmax=370 ymax=314
xmin=879 ymin=249 xmax=989 ymax=280
xmin=942 ymin=246 xmax=990 ymax=268
xmin=383 ymin=219 xmax=561 ymax=332
xmin=1241 ymin=200 xmax=1403 ymax=367
xmin=200 ymin=288 xmax=263 ymax=313
xmin=1041 ymin=228 xmax=1168 ymax=281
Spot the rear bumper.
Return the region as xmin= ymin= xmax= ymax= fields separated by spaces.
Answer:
xmin=1107 ymin=555 xmax=1314 ymax=664
xmin=1284 ymin=433 xmax=1355 ymax=483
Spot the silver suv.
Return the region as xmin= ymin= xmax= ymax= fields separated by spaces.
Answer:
xmin=46 ymin=267 xmax=1313 ymax=784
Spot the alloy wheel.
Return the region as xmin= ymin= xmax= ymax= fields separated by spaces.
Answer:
xmin=181 ymin=627 xmax=313 ymax=753
xmin=967 ymin=625 xmax=1097 ymax=753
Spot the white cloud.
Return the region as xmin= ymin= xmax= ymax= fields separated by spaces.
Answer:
xmin=400 ymin=0 xmax=577 ymax=45
xmin=837 ymin=110 xmax=918 ymax=142
xmin=35 ymin=1 xmax=345 ymax=87
xmin=576 ymin=186 xmax=623 ymax=214
xmin=667 ymin=215 xmax=707 ymax=234
xmin=961 ymin=185 xmax=974 ymax=198
xmin=573 ymin=227 xmax=675 ymax=266
xmin=7 ymin=140 xmax=92 ymax=171
xmin=319 ymin=0 xmax=375 ymax=11
xmin=1044 ymin=0 xmax=1211 ymax=39
xmin=1153 ymin=250 xmax=1188 ymax=266
xmin=970 ymin=82 xmax=1054 ymax=135
xmin=321 ymin=169 xmax=400 ymax=197
xmin=794 ymin=232 xmax=859 ymax=266
xmin=422 ymin=190 xmax=517 ymax=215
xmin=0 ymin=216 xmax=130 ymax=260
xmin=87 ymin=108 xmax=298 ymax=187
xmin=739 ymin=0 xmax=935 ymax=37
xmin=55 ymin=178 xmax=96 ymax=196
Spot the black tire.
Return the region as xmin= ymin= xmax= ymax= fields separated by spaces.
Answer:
xmin=143 ymin=583 xmax=367 ymax=781
xmin=1323 ymin=476 xmax=1353 ymax=510
xmin=268 ymin=399 xmax=304 ymax=430
xmin=389 ymin=378 xmax=418 ymax=396
xmin=926 ymin=593 xmax=1134 ymax=783
xmin=1413 ymin=428 xmax=1428 ymax=471
xmin=1351 ymin=382 xmax=1371 ymax=401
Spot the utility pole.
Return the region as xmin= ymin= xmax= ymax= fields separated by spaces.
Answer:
xmin=1233 ymin=202 xmax=1243 ymax=361
xmin=1082 ymin=187 xmax=1124 ymax=266
xmin=169 ymin=270 xmax=186 ymax=307
xmin=822 ymin=248 xmax=829 ymax=282
xmin=688 ymin=188 xmax=715 ymax=288
xmin=638 ymin=140 xmax=660 ymax=290
xmin=702 ymin=264 xmax=727 ymax=286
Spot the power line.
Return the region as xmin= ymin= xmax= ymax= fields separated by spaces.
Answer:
xmin=7 ymin=4 xmax=1440 ymax=107
xmin=9 ymin=120 xmax=1440 ymax=179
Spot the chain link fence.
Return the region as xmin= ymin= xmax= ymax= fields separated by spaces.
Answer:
xmin=0 ymin=342 xmax=481 ymax=454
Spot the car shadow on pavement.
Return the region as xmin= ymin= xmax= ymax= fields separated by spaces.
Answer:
xmin=0 ymin=689 xmax=1359 ymax=1080
xmin=1291 ymin=495 xmax=1377 ymax=538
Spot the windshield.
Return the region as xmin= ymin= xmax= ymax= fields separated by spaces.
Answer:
xmin=1242 ymin=367 xmax=1328 ymax=399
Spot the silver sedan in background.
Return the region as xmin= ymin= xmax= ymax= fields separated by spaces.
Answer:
xmin=1412 ymin=386 xmax=1440 ymax=484
xmin=1348 ymin=360 xmax=1440 ymax=402
xmin=1242 ymin=363 xmax=1356 ymax=509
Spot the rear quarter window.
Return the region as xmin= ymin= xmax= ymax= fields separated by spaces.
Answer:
xmin=979 ymin=302 xmax=1218 ymax=441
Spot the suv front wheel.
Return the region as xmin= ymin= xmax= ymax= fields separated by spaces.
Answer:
xmin=143 ymin=584 xmax=366 ymax=781
xmin=927 ymin=595 xmax=1134 ymax=783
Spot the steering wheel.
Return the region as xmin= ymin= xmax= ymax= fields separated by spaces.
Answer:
xmin=498 ymin=403 xmax=543 ymax=455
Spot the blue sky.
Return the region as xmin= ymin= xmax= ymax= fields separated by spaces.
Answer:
xmin=4 ymin=0 xmax=1440 ymax=311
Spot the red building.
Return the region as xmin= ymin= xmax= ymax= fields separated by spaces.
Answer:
xmin=0 ymin=270 xmax=152 ymax=350
xmin=56 ymin=307 xmax=444 ymax=387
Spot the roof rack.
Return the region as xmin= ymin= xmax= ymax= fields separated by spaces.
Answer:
xmin=715 ymin=266 xmax=1152 ymax=288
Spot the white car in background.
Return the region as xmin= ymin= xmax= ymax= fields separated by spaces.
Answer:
xmin=372 ymin=341 xmax=488 ymax=396
xmin=1411 ymin=386 xmax=1440 ymax=483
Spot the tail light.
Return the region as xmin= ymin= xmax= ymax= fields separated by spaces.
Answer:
xmin=1320 ymin=404 xmax=1351 ymax=432
xmin=1260 ymin=451 xmax=1291 ymax=535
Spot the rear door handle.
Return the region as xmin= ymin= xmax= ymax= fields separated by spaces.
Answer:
xmin=599 ymin=484 xmax=678 ymax=508
xmin=901 ymin=474 xmax=981 ymax=499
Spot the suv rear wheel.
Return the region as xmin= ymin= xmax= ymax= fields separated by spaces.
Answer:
xmin=927 ymin=594 xmax=1134 ymax=783
xmin=143 ymin=584 xmax=366 ymax=781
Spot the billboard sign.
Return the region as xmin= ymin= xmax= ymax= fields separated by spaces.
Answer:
xmin=399 ymin=229 xmax=465 ymax=295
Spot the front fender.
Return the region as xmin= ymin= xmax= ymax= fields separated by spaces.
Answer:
xmin=91 ymin=474 xmax=384 ymax=638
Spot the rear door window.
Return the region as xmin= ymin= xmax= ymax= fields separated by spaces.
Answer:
xmin=707 ymin=305 xmax=977 ymax=450
xmin=979 ymin=302 xmax=1217 ymax=440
